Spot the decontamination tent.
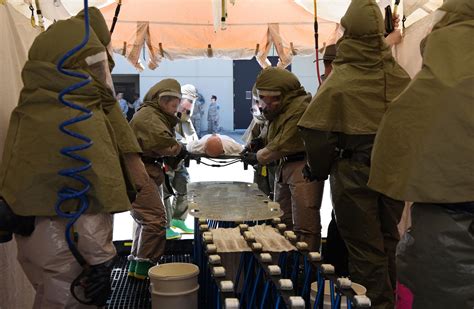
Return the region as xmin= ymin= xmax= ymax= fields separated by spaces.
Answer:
xmin=99 ymin=0 xmax=341 ymax=70
xmin=0 ymin=0 xmax=442 ymax=307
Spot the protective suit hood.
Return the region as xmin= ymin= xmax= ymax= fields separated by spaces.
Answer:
xmin=76 ymin=7 xmax=115 ymax=70
xmin=298 ymin=0 xmax=410 ymax=134
xmin=441 ymin=0 xmax=474 ymax=18
xmin=139 ymin=79 xmax=181 ymax=133
xmin=180 ymin=84 xmax=198 ymax=121
xmin=142 ymin=78 xmax=182 ymax=110
xmin=255 ymin=67 xmax=308 ymax=116
xmin=256 ymin=68 xmax=311 ymax=155
xmin=0 ymin=10 xmax=140 ymax=216
xmin=76 ymin=7 xmax=111 ymax=47
xmin=368 ymin=0 xmax=474 ymax=203
xmin=131 ymin=80 xmax=183 ymax=155
xmin=181 ymin=84 xmax=198 ymax=101
xmin=340 ymin=0 xmax=384 ymax=37
xmin=29 ymin=15 xmax=104 ymax=69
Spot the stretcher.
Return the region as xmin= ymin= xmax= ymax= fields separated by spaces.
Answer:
xmin=189 ymin=182 xmax=372 ymax=308
xmin=184 ymin=153 xmax=251 ymax=170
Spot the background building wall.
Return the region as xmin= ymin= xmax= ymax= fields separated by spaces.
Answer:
xmin=113 ymin=55 xmax=234 ymax=132
xmin=112 ymin=54 xmax=320 ymax=131
xmin=291 ymin=56 xmax=320 ymax=96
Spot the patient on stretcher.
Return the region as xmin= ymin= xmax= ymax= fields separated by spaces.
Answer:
xmin=186 ymin=134 xmax=243 ymax=157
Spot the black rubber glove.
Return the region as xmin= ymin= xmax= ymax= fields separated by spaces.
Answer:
xmin=175 ymin=144 xmax=189 ymax=162
xmin=242 ymin=152 xmax=259 ymax=166
xmin=302 ymin=163 xmax=317 ymax=182
xmin=249 ymin=138 xmax=265 ymax=152
xmin=0 ymin=198 xmax=35 ymax=240
xmin=71 ymin=257 xmax=115 ymax=306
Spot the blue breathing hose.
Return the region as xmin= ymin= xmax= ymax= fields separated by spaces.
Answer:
xmin=55 ymin=0 xmax=92 ymax=266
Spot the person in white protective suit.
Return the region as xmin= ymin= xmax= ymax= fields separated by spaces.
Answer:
xmin=162 ymin=84 xmax=200 ymax=237
xmin=0 ymin=8 xmax=145 ymax=307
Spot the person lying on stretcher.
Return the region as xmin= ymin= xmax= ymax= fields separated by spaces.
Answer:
xmin=186 ymin=133 xmax=243 ymax=157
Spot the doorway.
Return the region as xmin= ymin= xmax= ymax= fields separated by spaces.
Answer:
xmin=112 ymin=74 xmax=140 ymax=121
xmin=232 ymin=56 xmax=290 ymax=130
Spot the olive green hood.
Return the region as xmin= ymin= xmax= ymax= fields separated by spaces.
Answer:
xmin=76 ymin=7 xmax=111 ymax=47
xmin=255 ymin=67 xmax=308 ymax=116
xmin=298 ymin=0 xmax=410 ymax=134
xmin=142 ymin=78 xmax=182 ymax=109
xmin=0 ymin=11 xmax=140 ymax=216
xmin=131 ymin=79 xmax=181 ymax=155
xmin=368 ymin=0 xmax=474 ymax=203
xmin=76 ymin=7 xmax=115 ymax=70
xmin=255 ymin=68 xmax=311 ymax=154
xmin=29 ymin=16 xmax=103 ymax=69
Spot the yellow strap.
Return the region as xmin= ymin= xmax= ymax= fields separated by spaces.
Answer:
xmin=221 ymin=0 xmax=226 ymax=20
xmin=29 ymin=4 xmax=37 ymax=28
xmin=261 ymin=165 xmax=267 ymax=177
xmin=313 ymin=0 xmax=317 ymax=22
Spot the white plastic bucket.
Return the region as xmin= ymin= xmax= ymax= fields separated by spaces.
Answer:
xmin=310 ymin=281 xmax=367 ymax=308
xmin=149 ymin=263 xmax=200 ymax=309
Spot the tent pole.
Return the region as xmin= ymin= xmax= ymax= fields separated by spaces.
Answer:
xmin=313 ymin=0 xmax=322 ymax=86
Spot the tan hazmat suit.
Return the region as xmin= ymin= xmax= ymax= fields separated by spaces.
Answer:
xmin=298 ymin=0 xmax=411 ymax=307
xmin=0 ymin=8 xmax=139 ymax=307
xmin=129 ymin=79 xmax=182 ymax=261
xmin=369 ymin=0 xmax=474 ymax=307
xmin=255 ymin=67 xmax=324 ymax=253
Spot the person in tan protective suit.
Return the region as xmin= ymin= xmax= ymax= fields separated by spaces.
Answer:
xmin=368 ymin=0 xmax=474 ymax=307
xmin=242 ymin=68 xmax=324 ymax=253
xmin=0 ymin=8 xmax=142 ymax=307
xmin=297 ymin=1 xmax=411 ymax=308
xmin=315 ymin=44 xmax=350 ymax=278
xmin=129 ymin=79 xmax=188 ymax=278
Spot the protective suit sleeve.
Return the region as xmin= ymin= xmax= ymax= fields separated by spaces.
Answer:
xmin=299 ymin=128 xmax=338 ymax=181
xmin=131 ymin=108 xmax=180 ymax=157
xmin=266 ymin=114 xmax=305 ymax=155
xmin=186 ymin=120 xmax=198 ymax=141
xmin=146 ymin=142 xmax=181 ymax=157
xmin=257 ymin=147 xmax=284 ymax=165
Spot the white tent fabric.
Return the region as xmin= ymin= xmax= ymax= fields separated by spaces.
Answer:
xmin=393 ymin=0 xmax=444 ymax=77
xmin=8 ymin=0 xmax=112 ymax=19
xmin=0 ymin=3 xmax=38 ymax=307
xmin=394 ymin=10 xmax=442 ymax=77
xmin=295 ymin=0 xmax=443 ymax=77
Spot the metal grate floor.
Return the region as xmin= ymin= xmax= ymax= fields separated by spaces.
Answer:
xmin=106 ymin=254 xmax=192 ymax=309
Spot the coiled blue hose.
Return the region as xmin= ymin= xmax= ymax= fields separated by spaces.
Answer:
xmin=55 ymin=0 xmax=92 ymax=266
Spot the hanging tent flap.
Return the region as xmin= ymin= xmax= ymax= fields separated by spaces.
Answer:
xmin=98 ymin=0 xmax=340 ymax=69
xmin=7 ymin=0 xmax=443 ymax=72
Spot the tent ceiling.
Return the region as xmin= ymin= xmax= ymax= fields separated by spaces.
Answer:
xmin=99 ymin=0 xmax=341 ymax=70
xmin=6 ymin=0 xmax=443 ymax=75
